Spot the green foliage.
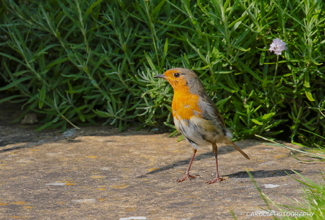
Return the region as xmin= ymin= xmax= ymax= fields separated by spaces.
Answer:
xmin=282 ymin=171 xmax=325 ymax=220
xmin=0 ymin=0 xmax=324 ymax=145
xmin=247 ymin=170 xmax=325 ymax=220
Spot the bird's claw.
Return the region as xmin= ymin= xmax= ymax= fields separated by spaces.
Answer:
xmin=177 ymin=173 xmax=196 ymax=182
xmin=206 ymin=177 xmax=224 ymax=184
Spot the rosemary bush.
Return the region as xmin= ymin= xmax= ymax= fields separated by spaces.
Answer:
xmin=0 ymin=0 xmax=324 ymax=146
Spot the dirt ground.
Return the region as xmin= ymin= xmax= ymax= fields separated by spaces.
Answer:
xmin=0 ymin=97 xmax=324 ymax=220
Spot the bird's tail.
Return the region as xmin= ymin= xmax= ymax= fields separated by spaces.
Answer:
xmin=229 ymin=142 xmax=250 ymax=160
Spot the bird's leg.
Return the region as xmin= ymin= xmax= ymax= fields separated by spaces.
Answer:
xmin=207 ymin=143 xmax=223 ymax=184
xmin=177 ymin=148 xmax=197 ymax=182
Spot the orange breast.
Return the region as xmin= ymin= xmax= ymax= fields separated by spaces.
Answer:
xmin=172 ymin=87 xmax=202 ymax=121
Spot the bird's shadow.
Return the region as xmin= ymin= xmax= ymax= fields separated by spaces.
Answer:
xmin=224 ymin=169 xmax=301 ymax=179
xmin=137 ymin=151 xmax=213 ymax=178
xmin=137 ymin=143 xmax=300 ymax=179
xmin=137 ymin=142 xmax=258 ymax=178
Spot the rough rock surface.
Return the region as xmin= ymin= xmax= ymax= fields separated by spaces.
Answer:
xmin=0 ymin=98 xmax=323 ymax=220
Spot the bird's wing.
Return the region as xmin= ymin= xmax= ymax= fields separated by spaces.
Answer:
xmin=211 ymin=102 xmax=226 ymax=127
xmin=200 ymin=93 xmax=226 ymax=127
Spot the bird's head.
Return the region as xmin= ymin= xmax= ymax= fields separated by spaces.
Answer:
xmin=154 ymin=68 xmax=202 ymax=92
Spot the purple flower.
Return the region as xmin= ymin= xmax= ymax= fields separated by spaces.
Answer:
xmin=269 ymin=38 xmax=287 ymax=55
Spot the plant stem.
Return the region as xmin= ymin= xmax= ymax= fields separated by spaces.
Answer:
xmin=273 ymin=55 xmax=279 ymax=85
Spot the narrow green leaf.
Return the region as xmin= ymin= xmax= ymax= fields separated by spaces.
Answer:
xmin=0 ymin=76 xmax=33 ymax=91
xmin=239 ymin=61 xmax=263 ymax=81
xmin=305 ymin=91 xmax=315 ymax=102
xmin=39 ymin=85 xmax=46 ymax=109
xmin=84 ymin=0 xmax=102 ymax=18
xmin=251 ymin=119 xmax=263 ymax=125
xmin=0 ymin=95 xmax=25 ymax=104
xmin=261 ymin=112 xmax=275 ymax=120
xmin=304 ymin=72 xmax=310 ymax=88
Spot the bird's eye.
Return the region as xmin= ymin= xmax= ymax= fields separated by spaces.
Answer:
xmin=174 ymin=72 xmax=180 ymax=78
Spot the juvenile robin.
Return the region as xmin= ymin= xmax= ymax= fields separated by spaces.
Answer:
xmin=154 ymin=68 xmax=250 ymax=184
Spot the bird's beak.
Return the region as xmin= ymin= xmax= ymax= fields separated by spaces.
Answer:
xmin=154 ymin=74 xmax=166 ymax=79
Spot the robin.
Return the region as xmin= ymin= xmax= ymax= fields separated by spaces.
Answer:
xmin=154 ymin=68 xmax=250 ymax=184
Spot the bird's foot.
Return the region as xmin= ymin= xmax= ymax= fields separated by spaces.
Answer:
xmin=177 ymin=173 xmax=196 ymax=182
xmin=206 ymin=176 xmax=224 ymax=184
